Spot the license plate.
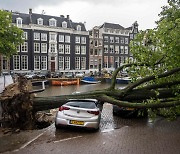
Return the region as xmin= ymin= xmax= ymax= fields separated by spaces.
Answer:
xmin=69 ymin=120 xmax=84 ymax=125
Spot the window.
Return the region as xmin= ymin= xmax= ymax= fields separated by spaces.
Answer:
xmin=110 ymin=45 xmax=114 ymax=53
xmin=13 ymin=55 xmax=20 ymax=70
xmin=59 ymin=35 xmax=64 ymax=42
xmin=22 ymin=32 xmax=28 ymax=40
xmin=124 ymin=46 xmax=128 ymax=54
xmin=104 ymin=56 xmax=108 ymax=68
xmin=49 ymin=18 xmax=56 ymax=27
xmin=120 ymin=46 xmax=124 ymax=54
xmin=50 ymin=44 xmax=56 ymax=53
xmin=59 ymin=44 xmax=64 ymax=54
xmin=59 ymin=56 xmax=64 ymax=70
xmin=77 ymin=25 xmax=81 ymax=31
xmin=65 ymin=35 xmax=70 ymax=43
xmin=75 ymin=57 xmax=80 ymax=69
xmin=21 ymin=55 xmax=28 ymax=70
xmin=125 ymin=38 xmax=129 ymax=44
xmin=50 ymin=33 xmax=57 ymax=41
xmin=134 ymin=28 xmax=138 ymax=33
xmin=81 ymin=57 xmax=86 ymax=69
xmin=34 ymin=32 xmax=40 ymax=40
xmin=130 ymin=34 xmax=134 ymax=39
xmin=94 ymin=49 xmax=98 ymax=55
xmin=120 ymin=56 xmax=124 ymax=64
xmin=2 ymin=56 xmax=8 ymax=70
xmin=81 ymin=46 xmax=86 ymax=55
xmin=34 ymin=56 xmax=40 ymax=70
xmin=104 ymin=36 xmax=108 ymax=42
xmin=41 ymin=33 xmax=47 ymax=41
xmin=115 ymin=57 xmax=119 ymax=68
xmin=121 ymin=37 xmax=124 ymax=44
xmin=37 ymin=18 xmax=43 ymax=25
xmin=109 ymin=56 xmax=114 ymax=68
xmin=41 ymin=56 xmax=47 ymax=70
xmin=115 ymin=46 xmax=119 ymax=54
xmin=104 ymin=45 xmax=108 ymax=53
xmin=75 ymin=36 xmax=80 ymax=43
xmin=21 ymin=42 xmax=28 ymax=52
xmin=34 ymin=43 xmax=40 ymax=53
xmin=65 ymin=57 xmax=70 ymax=69
xmin=110 ymin=37 xmax=114 ymax=43
xmin=75 ymin=45 xmax=80 ymax=54
xmin=62 ymin=21 xmax=67 ymax=28
xmin=90 ymin=49 xmax=93 ymax=55
xmin=65 ymin=45 xmax=70 ymax=54
xmin=81 ymin=37 xmax=86 ymax=44
xmin=17 ymin=45 xmax=20 ymax=52
xmin=16 ymin=17 xmax=22 ymax=28
xmin=115 ymin=37 xmax=119 ymax=43
xmin=41 ymin=43 xmax=47 ymax=53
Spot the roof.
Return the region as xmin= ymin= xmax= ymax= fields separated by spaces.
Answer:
xmin=100 ymin=22 xmax=125 ymax=30
xmin=11 ymin=11 xmax=87 ymax=31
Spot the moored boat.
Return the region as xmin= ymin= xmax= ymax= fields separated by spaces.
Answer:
xmin=81 ymin=77 xmax=101 ymax=84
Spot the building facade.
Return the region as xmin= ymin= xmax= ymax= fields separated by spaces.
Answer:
xmin=89 ymin=22 xmax=138 ymax=73
xmin=10 ymin=9 xmax=89 ymax=74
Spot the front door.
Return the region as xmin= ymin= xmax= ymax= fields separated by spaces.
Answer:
xmin=51 ymin=62 xmax=55 ymax=72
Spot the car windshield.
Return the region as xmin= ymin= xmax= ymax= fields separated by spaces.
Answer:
xmin=66 ymin=101 xmax=96 ymax=109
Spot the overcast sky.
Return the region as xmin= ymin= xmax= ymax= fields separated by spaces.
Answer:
xmin=0 ymin=0 xmax=168 ymax=30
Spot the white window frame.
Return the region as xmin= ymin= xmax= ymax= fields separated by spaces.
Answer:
xmin=65 ymin=57 xmax=70 ymax=70
xmin=17 ymin=45 xmax=20 ymax=52
xmin=115 ymin=37 xmax=119 ymax=43
xmin=110 ymin=45 xmax=114 ymax=53
xmin=41 ymin=43 xmax=47 ymax=53
xmin=75 ymin=57 xmax=80 ymax=70
xmin=59 ymin=44 xmax=64 ymax=54
xmin=41 ymin=33 xmax=47 ymax=41
xmin=41 ymin=56 xmax=47 ymax=70
xmin=75 ymin=45 xmax=80 ymax=54
xmin=115 ymin=45 xmax=119 ymax=54
xmin=34 ymin=43 xmax=40 ymax=53
xmin=77 ymin=25 xmax=81 ymax=31
xmin=75 ymin=36 xmax=80 ymax=43
xmin=49 ymin=18 xmax=57 ymax=27
xmin=49 ymin=33 xmax=57 ymax=42
xmin=16 ymin=17 xmax=22 ymax=28
xmin=37 ymin=18 xmax=43 ymax=25
xmin=81 ymin=37 xmax=86 ymax=44
xmin=124 ymin=46 xmax=128 ymax=54
xmin=59 ymin=56 xmax=64 ymax=70
xmin=13 ymin=55 xmax=20 ymax=70
xmin=59 ymin=35 xmax=64 ymax=42
xmin=62 ymin=21 xmax=67 ymax=28
xmin=110 ymin=37 xmax=114 ymax=43
xmin=81 ymin=57 xmax=86 ymax=70
xmin=21 ymin=55 xmax=28 ymax=70
xmin=49 ymin=43 xmax=56 ymax=53
xmin=125 ymin=38 xmax=129 ymax=44
xmin=34 ymin=32 xmax=40 ymax=40
xmin=104 ymin=36 xmax=108 ymax=42
xmin=104 ymin=56 xmax=108 ymax=68
xmin=65 ymin=45 xmax=70 ymax=54
xmin=104 ymin=45 xmax=108 ymax=53
xmin=34 ymin=56 xmax=40 ymax=70
xmin=22 ymin=32 xmax=28 ymax=40
xmin=120 ymin=46 xmax=124 ymax=54
xmin=21 ymin=42 xmax=28 ymax=52
xmin=81 ymin=46 xmax=86 ymax=55
xmin=65 ymin=35 xmax=70 ymax=43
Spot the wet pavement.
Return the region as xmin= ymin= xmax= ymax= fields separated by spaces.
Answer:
xmin=1 ymin=103 xmax=180 ymax=154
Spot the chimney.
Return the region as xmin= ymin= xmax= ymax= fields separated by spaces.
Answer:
xmin=60 ymin=15 xmax=64 ymax=18
xmin=67 ymin=15 xmax=69 ymax=19
xmin=29 ymin=8 xmax=32 ymax=14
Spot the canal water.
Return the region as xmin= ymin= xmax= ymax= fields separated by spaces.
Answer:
xmin=36 ymin=83 xmax=126 ymax=97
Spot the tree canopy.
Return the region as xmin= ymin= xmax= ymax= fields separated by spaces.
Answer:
xmin=0 ymin=10 xmax=24 ymax=57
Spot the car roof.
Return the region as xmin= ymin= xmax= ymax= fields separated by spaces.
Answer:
xmin=67 ymin=99 xmax=98 ymax=102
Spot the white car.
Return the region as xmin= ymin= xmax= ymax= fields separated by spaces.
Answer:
xmin=55 ymin=99 xmax=102 ymax=130
xmin=75 ymin=72 xmax=84 ymax=78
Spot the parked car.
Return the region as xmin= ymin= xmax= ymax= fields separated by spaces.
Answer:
xmin=113 ymin=105 xmax=147 ymax=118
xmin=51 ymin=72 xmax=62 ymax=78
xmin=64 ymin=72 xmax=74 ymax=78
xmin=24 ymin=72 xmax=37 ymax=79
xmin=37 ymin=71 xmax=48 ymax=79
xmin=75 ymin=72 xmax=84 ymax=78
xmin=55 ymin=99 xmax=102 ymax=130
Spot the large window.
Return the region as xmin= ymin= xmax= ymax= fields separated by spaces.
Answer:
xmin=75 ymin=57 xmax=80 ymax=69
xmin=41 ymin=33 xmax=47 ymax=41
xmin=16 ymin=17 xmax=22 ymax=28
xmin=124 ymin=46 xmax=128 ymax=54
xmin=109 ymin=56 xmax=114 ymax=68
xmin=115 ymin=37 xmax=119 ymax=43
xmin=41 ymin=56 xmax=47 ymax=70
xmin=59 ymin=44 xmax=64 ymax=54
xmin=34 ymin=43 xmax=40 ymax=53
xmin=77 ymin=25 xmax=81 ymax=31
xmin=50 ymin=44 xmax=56 ymax=53
xmin=81 ymin=37 xmax=86 ymax=44
xmin=75 ymin=45 xmax=80 ymax=54
xmin=104 ymin=36 xmax=108 ymax=42
xmin=62 ymin=21 xmax=67 ymax=28
xmin=65 ymin=57 xmax=70 ymax=69
xmin=81 ymin=46 xmax=86 ymax=55
xmin=21 ymin=55 xmax=28 ymax=70
xmin=125 ymin=38 xmax=129 ymax=44
xmin=34 ymin=56 xmax=40 ymax=70
xmin=23 ymin=32 xmax=28 ymax=40
xmin=65 ymin=45 xmax=70 ymax=54
xmin=110 ymin=37 xmax=114 ymax=43
xmin=104 ymin=45 xmax=108 ymax=53
xmin=120 ymin=37 xmax=124 ymax=44
xmin=49 ymin=33 xmax=57 ymax=41
xmin=13 ymin=55 xmax=20 ymax=70
xmin=115 ymin=46 xmax=119 ymax=54
xmin=37 ymin=18 xmax=43 ymax=25
xmin=41 ymin=43 xmax=47 ymax=53
xmin=104 ymin=56 xmax=108 ymax=68
xmin=59 ymin=35 xmax=64 ymax=42
xmin=75 ymin=36 xmax=80 ymax=43
xmin=81 ymin=57 xmax=86 ymax=69
xmin=59 ymin=56 xmax=64 ymax=70
xmin=110 ymin=45 xmax=114 ymax=53
xmin=2 ymin=56 xmax=8 ymax=70
xmin=34 ymin=32 xmax=40 ymax=40
xmin=115 ymin=57 xmax=119 ymax=68
xmin=65 ymin=35 xmax=70 ymax=43
xmin=21 ymin=42 xmax=28 ymax=52
xmin=120 ymin=46 xmax=124 ymax=54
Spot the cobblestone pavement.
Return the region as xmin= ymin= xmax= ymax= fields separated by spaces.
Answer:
xmin=1 ymin=103 xmax=180 ymax=154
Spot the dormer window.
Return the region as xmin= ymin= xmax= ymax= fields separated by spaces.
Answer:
xmin=62 ymin=21 xmax=67 ymax=28
xmin=77 ymin=25 xmax=81 ymax=31
xmin=16 ymin=17 xmax=22 ymax=28
xmin=37 ymin=18 xmax=43 ymax=25
xmin=49 ymin=18 xmax=56 ymax=27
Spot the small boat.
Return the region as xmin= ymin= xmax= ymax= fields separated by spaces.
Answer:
xmin=51 ymin=80 xmax=78 ymax=86
xmin=81 ymin=77 xmax=101 ymax=84
xmin=116 ymin=77 xmax=131 ymax=84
